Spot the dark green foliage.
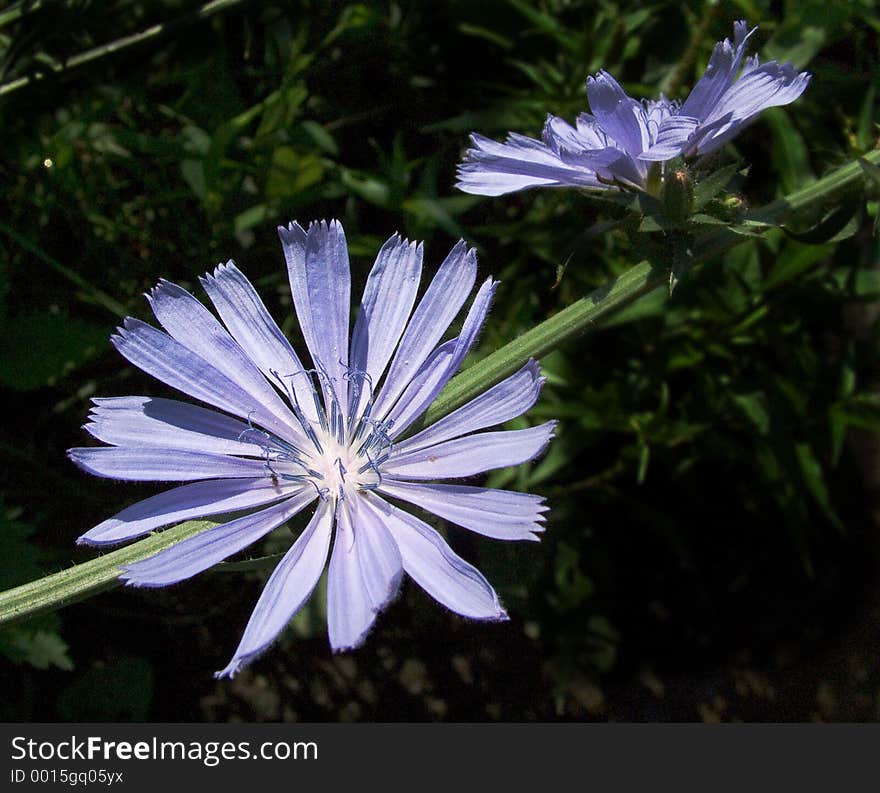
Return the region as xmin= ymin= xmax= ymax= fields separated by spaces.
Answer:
xmin=1 ymin=0 xmax=879 ymax=721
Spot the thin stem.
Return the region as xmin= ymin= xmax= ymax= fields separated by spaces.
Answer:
xmin=0 ymin=1 xmax=43 ymax=30
xmin=0 ymin=520 xmax=219 ymax=627
xmin=0 ymin=220 xmax=129 ymax=317
xmin=0 ymin=0 xmax=247 ymax=97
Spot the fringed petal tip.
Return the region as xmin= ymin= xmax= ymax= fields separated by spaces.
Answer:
xmin=480 ymin=605 xmax=510 ymax=623
xmin=214 ymin=660 xmax=242 ymax=680
xmin=201 ymin=259 xmax=238 ymax=283
xmin=328 ymin=574 xmax=404 ymax=655
xmin=117 ymin=568 xmax=167 ymax=589
xmin=75 ymin=532 xmax=104 ymax=547
xmin=534 ymin=419 xmax=559 ymax=458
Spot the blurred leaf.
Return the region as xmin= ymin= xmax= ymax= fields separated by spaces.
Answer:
xmin=765 ymin=23 xmax=826 ymax=68
xmin=794 ymin=442 xmax=843 ymax=531
xmin=0 ymin=628 xmax=73 ymax=671
xmin=856 ymin=83 xmax=877 ymax=151
xmin=783 ymin=200 xmax=862 ymax=245
xmin=292 ymin=570 xmax=328 ymax=639
xmin=459 ymin=22 xmax=513 ymax=50
xmin=731 ymin=391 xmax=771 ymax=435
xmin=765 ymin=108 xmax=814 ymax=194
xmin=693 ymin=162 xmax=743 ymax=210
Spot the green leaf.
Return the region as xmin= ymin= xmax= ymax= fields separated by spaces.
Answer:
xmin=693 ymin=162 xmax=743 ymax=210
xmin=731 ymin=391 xmax=771 ymax=435
xmin=783 ymin=200 xmax=862 ymax=245
xmin=764 ymin=108 xmax=814 ymax=194
xmin=458 ymin=22 xmax=513 ymax=50
xmin=794 ymin=442 xmax=843 ymax=531
xmin=765 ymin=24 xmax=826 ymax=69
xmin=856 ymin=83 xmax=877 ymax=151
xmin=299 ymin=120 xmax=338 ymax=156
xmin=292 ymin=570 xmax=328 ymax=639
xmin=233 ymin=203 xmax=269 ymax=234
xmin=0 ymin=628 xmax=73 ymax=671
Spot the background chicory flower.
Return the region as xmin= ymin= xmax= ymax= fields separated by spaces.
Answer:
xmin=457 ymin=20 xmax=811 ymax=196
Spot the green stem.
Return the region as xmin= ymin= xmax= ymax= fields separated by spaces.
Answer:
xmin=0 ymin=1 xmax=43 ymax=29
xmin=0 ymin=0 xmax=247 ymax=97
xmin=424 ymin=148 xmax=880 ymax=427
xmin=0 ymin=220 xmax=129 ymax=317
xmin=0 ymin=520 xmax=217 ymax=627
xmin=0 ymin=147 xmax=877 ymax=629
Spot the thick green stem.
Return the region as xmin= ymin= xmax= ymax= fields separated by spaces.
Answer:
xmin=0 ymin=521 xmax=217 ymax=627
xmin=0 ymin=147 xmax=877 ymax=629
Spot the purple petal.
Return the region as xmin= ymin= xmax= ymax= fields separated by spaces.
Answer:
xmin=111 ymin=318 xmax=301 ymax=446
xmin=397 ymin=359 xmax=544 ymax=454
xmin=283 ymin=220 xmax=351 ymax=414
xmin=120 ymin=489 xmax=316 ymax=587
xmin=639 ymin=115 xmax=700 ymax=161
xmin=681 ymin=20 xmax=756 ymax=121
xmin=68 ymin=446 xmax=268 ymax=482
xmin=215 ymin=501 xmax=333 ymax=678
xmin=379 ymin=480 xmax=547 ymax=541
xmin=456 ymin=133 xmax=602 ymax=196
xmin=385 ymin=277 xmax=497 ymax=437
xmin=326 ymin=496 xmax=403 ymax=651
xmin=78 ymin=477 xmax=297 ymax=546
xmin=371 ymin=240 xmax=477 ymax=418
xmin=146 ymin=280 xmax=297 ymax=434
xmin=199 ymin=261 xmax=318 ymax=422
xmin=360 ymin=495 xmax=507 ymax=620
xmin=541 ymin=114 xmax=608 ymax=154
xmin=349 ymin=234 xmax=423 ymax=414
xmin=692 ymin=66 xmax=811 ymax=156
xmin=558 ymin=145 xmax=646 ymax=189
xmin=586 ymin=71 xmax=650 ymax=157
xmin=84 ymin=397 xmax=255 ymax=457
xmin=384 ymin=421 xmax=556 ymax=480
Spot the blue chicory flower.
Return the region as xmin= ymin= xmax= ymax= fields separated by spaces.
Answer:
xmin=68 ymin=220 xmax=554 ymax=678
xmin=457 ymin=20 xmax=811 ymax=195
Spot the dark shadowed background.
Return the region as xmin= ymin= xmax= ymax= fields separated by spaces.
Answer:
xmin=1 ymin=0 xmax=879 ymax=721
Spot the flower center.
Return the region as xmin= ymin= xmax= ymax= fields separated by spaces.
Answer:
xmin=240 ymin=366 xmax=394 ymax=503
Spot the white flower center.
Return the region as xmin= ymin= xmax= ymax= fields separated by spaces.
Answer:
xmin=241 ymin=367 xmax=394 ymax=503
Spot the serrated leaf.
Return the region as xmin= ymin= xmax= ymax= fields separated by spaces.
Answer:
xmin=693 ymin=162 xmax=742 ymax=210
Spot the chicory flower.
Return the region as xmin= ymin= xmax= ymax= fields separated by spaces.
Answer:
xmin=457 ymin=20 xmax=811 ymax=195
xmin=69 ymin=220 xmax=554 ymax=677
